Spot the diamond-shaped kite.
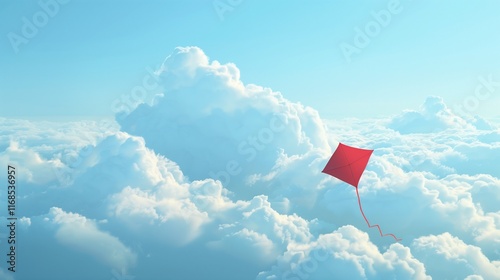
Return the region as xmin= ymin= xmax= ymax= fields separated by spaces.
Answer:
xmin=322 ymin=143 xmax=373 ymax=188
xmin=322 ymin=143 xmax=401 ymax=242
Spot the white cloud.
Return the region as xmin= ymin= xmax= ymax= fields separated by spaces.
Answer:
xmin=2 ymin=47 xmax=500 ymax=279
xmin=258 ymin=226 xmax=430 ymax=280
xmin=117 ymin=46 xmax=330 ymax=199
xmin=47 ymin=207 xmax=137 ymax=273
xmin=109 ymin=186 xmax=210 ymax=246
xmin=208 ymin=195 xmax=314 ymax=265
xmin=0 ymin=140 xmax=57 ymax=185
xmin=412 ymin=233 xmax=500 ymax=280
xmin=388 ymin=96 xmax=474 ymax=134
xmin=19 ymin=216 xmax=31 ymax=228
xmin=208 ymin=228 xmax=278 ymax=265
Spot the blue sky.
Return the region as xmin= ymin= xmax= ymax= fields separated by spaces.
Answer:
xmin=1 ymin=0 xmax=500 ymax=119
xmin=1 ymin=1 xmax=500 ymax=280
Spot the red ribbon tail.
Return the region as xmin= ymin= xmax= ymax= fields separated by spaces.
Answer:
xmin=355 ymin=187 xmax=401 ymax=242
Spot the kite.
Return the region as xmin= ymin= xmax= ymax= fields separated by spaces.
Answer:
xmin=322 ymin=142 xmax=401 ymax=242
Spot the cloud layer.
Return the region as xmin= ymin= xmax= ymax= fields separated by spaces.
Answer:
xmin=0 ymin=47 xmax=499 ymax=279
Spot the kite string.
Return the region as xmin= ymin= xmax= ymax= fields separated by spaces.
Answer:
xmin=355 ymin=187 xmax=402 ymax=242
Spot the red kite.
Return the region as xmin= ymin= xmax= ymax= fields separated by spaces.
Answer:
xmin=322 ymin=143 xmax=401 ymax=242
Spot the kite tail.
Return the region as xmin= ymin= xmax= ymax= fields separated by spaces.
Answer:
xmin=355 ymin=187 xmax=402 ymax=242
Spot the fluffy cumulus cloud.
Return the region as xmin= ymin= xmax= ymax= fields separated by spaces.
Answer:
xmin=412 ymin=233 xmax=500 ymax=279
xmin=1 ymin=47 xmax=499 ymax=279
xmin=117 ymin=46 xmax=330 ymax=196
xmin=46 ymin=207 xmax=137 ymax=272
xmin=258 ymin=226 xmax=430 ymax=280
xmin=387 ymin=96 xmax=474 ymax=133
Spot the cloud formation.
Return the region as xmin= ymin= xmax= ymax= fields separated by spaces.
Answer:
xmin=1 ymin=46 xmax=499 ymax=279
xmin=258 ymin=226 xmax=430 ymax=280
xmin=388 ymin=96 xmax=474 ymax=133
xmin=412 ymin=233 xmax=500 ymax=279
xmin=47 ymin=207 xmax=137 ymax=272
xmin=118 ymin=47 xmax=330 ymax=196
